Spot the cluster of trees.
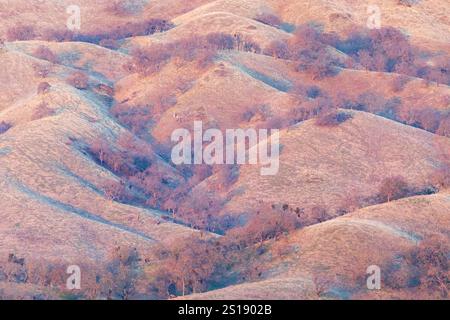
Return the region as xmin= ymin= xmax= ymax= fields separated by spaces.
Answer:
xmin=145 ymin=164 xmax=241 ymax=233
xmin=335 ymin=91 xmax=450 ymax=138
xmin=127 ymin=32 xmax=262 ymax=76
xmin=289 ymin=25 xmax=342 ymax=79
xmin=88 ymin=132 xmax=241 ymax=231
xmin=262 ymin=24 xmax=343 ymax=79
xmin=378 ymin=175 xmax=439 ymax=204
xmin=89 ymin=19 xmax=174 ymax=43
xmin=88 ymin=134 xmax=182 ymax=208
xmin=334 ymin=27 xmax=449 ymax=85
xmin=150 ymin=204 xmax=304 ymax=299
xmin=431 ymin=164 xmax=450 ymax=189
xmin=5 ymin=25 xmax=35 ymax=41
xmin=150 ymin=236 xmax=226 ymax=297
xmin=227 ymin=205 xmax=301 ymax=248
xmin=0 ymin=249 xmax=147 ymax=300
xmin=262 ymin=24 xmax=449 ymax=85
xmin=111 ymin=103 xmax=154 ymax=134
xmin=383 ymin=235 xmax=449 ymax=298
xmin=402 ymin=109 xmax=450 ymax=138
xmin=287 ymin=96 xmax=333 ymax=125
xmin=6 ymin=18 xmax=174 ymax=47
xmin=407 ymin=236 xmax=449 ymax=298
xmin=102 ymin=246 xmax=142 ymax=300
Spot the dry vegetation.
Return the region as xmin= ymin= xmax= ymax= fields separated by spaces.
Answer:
xmin=0 ymin=0 xmax=449 ymax=300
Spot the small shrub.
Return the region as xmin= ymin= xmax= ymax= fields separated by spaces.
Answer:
xmin=130 ymin=46 xmax=171 ymax=76
xmin=99 ymin=38 xmax=120 ymax=50
xmin=95 ymin=84 xmax=114 ymax=97
xmin=102 ymin=180 xmax=133 ymax=203
xmin=431 ymin=165 xmax=450 ymax=189
xmin=306 ymin=86 xmax=321 ymax=99
xmin=255 ymin=13 xmax=282 ymax=28
xmin=398 ymin=0 xmax=420 ymax=6
xmin=33 ymin=46 xmax=58 ymax=63
xmin=392 ymin=75 xmax=411 ymax=92
xmin=41 ymin=29 xmax=74 ymax=42
xmin=310 ymin=206 xmax=330 ymax=223
xmin=66 ymin=72 xmax=89 ymax=90
xmin=37 ymin=82 xmax=51 ymax=94
xmin=107 ymin=0 xmax=134 ymax=16
xmin=32 ymin=102 xmax=55 ymax=120
xmin=436 ymin=115 xmax=450 ymax=138
xmin=33 ymin=63 xmax=51 ymax=78
xmin=316 ymin=111 xmax=353 ymax=126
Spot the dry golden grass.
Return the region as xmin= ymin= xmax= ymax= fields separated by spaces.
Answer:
xmin=0 ymin=0 xmax=449 ymax=299
xmin=0 ymin=71 xmax=199 ymax=268
xmin=208 ymin=111 xmax=450 ymax=216
xmin=182 ymin=191 xmax=450 ymax=299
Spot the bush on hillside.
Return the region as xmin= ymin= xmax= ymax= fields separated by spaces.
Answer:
xmin=66 ymin=72 xmax=89 ymax=90
xmin=264 ymin=40 xmax=290 ymax=59
xmin=32 ymin=63 xmax=51 ymax=78
xmin=291 ymin=25 xmax=341 ymax=79
xmin=40 ymin=29 xmax=75 ymax=42
xmin=32 ymin=102 xmax=55 ymax=120
xmin=6 ymin=25 xmax=35 ymax=41
xmin=206 ymin=33 xmax=235 ymax=50
xmin=398 ymin=0 xmax=420 ymax=6
xmin=254 ymin=13 xmax=282 ymax=28
xmin=33 ymin=46 xmax=58 ymax=63
xmin=406 ymin=236 xmax=449 ymax=298
xmin=37 ymin=82 xmax=51 ymax=95
xmin=379 ymin=176 xmax=410 ymax=202
xmin=0 ymin=121 xmax=12 ymax=135
xmin=98 ymin=38 xmax=120 ymax=50
xmin=436 ymin=115 xmax=450 ymax=138
xmin=316 ymin=111 xmax=353 ymax=126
